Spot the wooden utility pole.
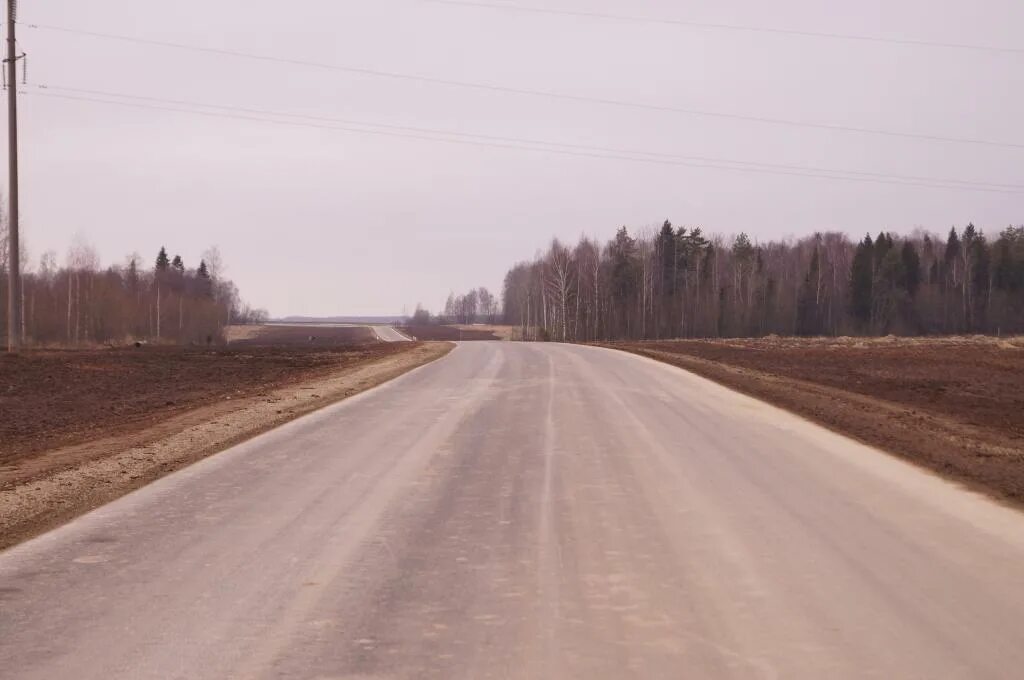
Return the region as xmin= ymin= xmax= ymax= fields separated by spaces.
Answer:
xmin=5 ymin=0 xmax=22 ymax=352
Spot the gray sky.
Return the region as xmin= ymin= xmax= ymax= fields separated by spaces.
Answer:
xmin=6 ymin=0 xmax=1023 ymax=316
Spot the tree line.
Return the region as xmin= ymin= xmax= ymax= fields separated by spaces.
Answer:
xmin=501 ymin=222 xmax=1024 ymax=341
xmin=1 ymin=233 xmax=267 ymax=347
xmin=416 ymin=287 xmax=500 ymax=325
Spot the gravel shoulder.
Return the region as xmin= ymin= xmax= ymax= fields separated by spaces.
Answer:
xmin=0 ymin=342 xmax=453 ymax=550
xmin=603 ymin=336 xmax=1024 ymax=507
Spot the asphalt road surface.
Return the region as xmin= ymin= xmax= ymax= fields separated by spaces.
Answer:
xmin=3 ymin=343 xmax=1024 ymax=679
xmin=373 ymin=325 xmax=412 ymax=342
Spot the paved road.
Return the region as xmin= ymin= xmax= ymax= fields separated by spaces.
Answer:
xmin=3 ymin=343 xmax=1024 ymax=679
xmin=373 ymin=325 xmax=412 ymax=342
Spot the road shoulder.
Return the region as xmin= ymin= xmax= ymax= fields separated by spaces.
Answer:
xmin=0 ymin=342 xmax=453 ymax=551
xmin=602 ymin=343 xmax=1024 ymax=508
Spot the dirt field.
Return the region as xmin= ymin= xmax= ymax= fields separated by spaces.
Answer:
xmin=226 ymin=324 xmax=378 ymax=346
xmin=452 ymin=324 xmax=519 ymax=340
xmin=607 ymin=336 xmax=1024 ymax=505
xmin=0 ymin=342 xmax=452 ymax=548
xmin=1 ymin=345 xmax=403 ymax=469
xmin=398 ymin=324 xmax=502 ymax=341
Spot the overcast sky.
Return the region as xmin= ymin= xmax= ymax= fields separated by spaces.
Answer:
xmin=6 ymin=0 xmax=1022 ymax=316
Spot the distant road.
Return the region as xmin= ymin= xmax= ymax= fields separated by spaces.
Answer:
xmin=373 ymin=325 xmax=412 ymax=342
xmin=2 ymin=343 xmax=1024 ymax=678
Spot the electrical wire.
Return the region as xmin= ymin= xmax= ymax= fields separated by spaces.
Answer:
xmin=33 ymin=84 xmax=1024 ymax=191
xmin=20 ymin=21 xmax=1024 ymax=151
xmin=421 ymin=0 xmax=1024 ymax=56
xmin=23 ymin=87 xmax=1024 ymax=194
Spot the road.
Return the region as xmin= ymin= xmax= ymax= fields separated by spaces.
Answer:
xmin=373 ymin=325 xmax=412 ymax=342
xmin=2 ymin=342 xmax=1024 ymax=679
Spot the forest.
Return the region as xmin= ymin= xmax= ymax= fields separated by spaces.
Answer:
xmin=0 ymin=232 xmax=266 ymax=347
xmin=499 ymin=222 xmax=1024 ymax=341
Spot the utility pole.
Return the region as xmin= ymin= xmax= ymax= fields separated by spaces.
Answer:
xmin=5 ymin=0 xmax=21 ymax=352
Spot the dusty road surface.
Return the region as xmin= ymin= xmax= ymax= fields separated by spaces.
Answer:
xmin=3 ymin=343 xmax=1024 ymax=679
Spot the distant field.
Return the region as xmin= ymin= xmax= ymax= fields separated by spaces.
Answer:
xmin=606 ymin=336 xmax=1024 ymax=504
xmin=398 ymin=325 xmax=503 ymax=341
xmin=226 ymin=324 xmax=378 ymax=346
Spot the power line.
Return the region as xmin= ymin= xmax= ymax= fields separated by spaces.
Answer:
xmin=23 ymin=88 xmax=1024 ymax=194
xmin=421 ymin=0 xmax=1024 ymax=56
xmin=21 ymin=21 xmax=1024 ymax=151
xmin=33 ymin=84 xmax=1024 ymax=191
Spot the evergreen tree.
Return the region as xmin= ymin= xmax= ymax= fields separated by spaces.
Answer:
xmin=677 ymin=226 xmax=708 ymax=279
xmin=944 ymin=227 xmax=962 ymax=273
xmin=657 ymin=220 xmax=675 ymax=292
xmin=796 ymin=246 xmax=821 ymax=336
xmin=873 ymin=246 xmax=909 ymax=332
xmin=993 ymin=227 xmax=1024 ymax=291
xmin=962 ymin=223 xmax=978 ymax=248
xmin=849 ymin=234 xmax=874 ymax=327
xmin=683 ymin=226 xmax=708 ymax=253
xmin=197 ymin=260 xmax=210 ymax=279
xmin=732 ymin=232 xmax=755 ymax=262
xmin=700 ymin=242 xmax=715 ymax=285
xmin=873 ymin=231 xmax=893 ymax=271
xmin=969 ymin=229 xmax=990 ymax=327
xmin=126 ymin=257 xmax=140 ymax=292
xmin=171 ymin=255 xmax=185 ymax=274
xmin=900 ymin=241 xmax=921 ymax=297
xmin=609 ymin=227 xmax=638 ymax=306
xmin=155 ymin=247 xmax=170 ymax=271
xmin=655 ymin=220 xmax=676 ymax=335
xmin=608 ymin=226 xmax=639 ymax=336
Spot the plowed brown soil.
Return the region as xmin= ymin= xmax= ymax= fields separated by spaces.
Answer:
xmin=606 ymin=336 xmax=1024 ymax=505
xmin=227 ymin=324 xmax=378 ymax=346
xmin=0 ymin=344 xmax=409 ymax=476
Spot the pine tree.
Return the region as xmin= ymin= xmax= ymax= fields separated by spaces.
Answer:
xmin=197 ymin=260 xmax=210 ymax=279
xmin=155 ymin=247 xmax=170 ymax=271
xmin=171 ymin=255 xmax=185 ymax=274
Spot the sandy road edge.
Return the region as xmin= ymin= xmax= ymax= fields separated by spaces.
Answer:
xmin=0 ymin=342 xmax=454 ymax=552
xmin=596 ymin=343 xmax=1024 ymax=509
